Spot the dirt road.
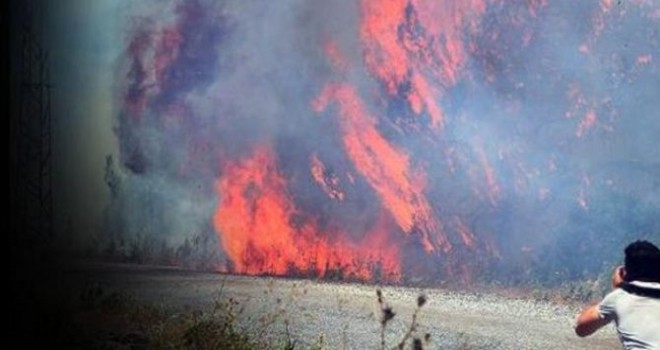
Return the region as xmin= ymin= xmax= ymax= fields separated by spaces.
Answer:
xmin=69 ymin=263 xmax=620 ymax=349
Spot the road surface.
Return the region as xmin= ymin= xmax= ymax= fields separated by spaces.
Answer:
xmin=67 ymin=263 xmax=620 ymax=349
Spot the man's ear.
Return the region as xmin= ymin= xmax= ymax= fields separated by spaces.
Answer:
xmin=620 ymin=267 xmax=628 ymax=281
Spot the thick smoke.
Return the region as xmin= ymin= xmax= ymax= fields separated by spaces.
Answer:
xmin=109 ymin=0 xmax=660 ymax=283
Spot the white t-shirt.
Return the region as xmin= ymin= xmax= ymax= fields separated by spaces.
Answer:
xmin=598 ymin=281 xmax=660 ymax=350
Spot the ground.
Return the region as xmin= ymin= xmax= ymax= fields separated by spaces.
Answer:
xmin=51 ymin=262 xmax=622 ymax=349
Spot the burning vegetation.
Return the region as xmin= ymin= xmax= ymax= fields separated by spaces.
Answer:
xmin=109 ymin=0 xmax=660 ymax=286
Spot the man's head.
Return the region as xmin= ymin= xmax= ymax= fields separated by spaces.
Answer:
xmin=624 ymin=240 xmax=660 ymax=282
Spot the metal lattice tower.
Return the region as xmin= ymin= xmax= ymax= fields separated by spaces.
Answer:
xmin=15 ymin=1 xmax=53 ymax=244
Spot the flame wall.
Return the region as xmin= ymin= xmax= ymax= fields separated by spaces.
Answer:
xmin=112 ymin=0 xmax=660 ymax=284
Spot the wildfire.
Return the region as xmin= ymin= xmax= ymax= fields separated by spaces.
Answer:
xmin=310 ymin=154 xmax=346 ymax=201
xmin=116 ymin=0 xmax=657 ymax=284
xmin=359 ymin=0 xmax=488 ymax=129
xmin=214 ymin=147 xmax=401 ymax=280
xmin=312 ymin=84 xmax=450 ymax=253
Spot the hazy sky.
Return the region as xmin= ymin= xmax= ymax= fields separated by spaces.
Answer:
xmin=47 ymin=0 xmax=122 ymax=244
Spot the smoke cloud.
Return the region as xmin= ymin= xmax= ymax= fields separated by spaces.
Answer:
xmin=109 ymin=0 xmax=660 ymax=284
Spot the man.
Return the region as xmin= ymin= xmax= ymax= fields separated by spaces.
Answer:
xmin=575 ymin=240 xmax=660 ymax=349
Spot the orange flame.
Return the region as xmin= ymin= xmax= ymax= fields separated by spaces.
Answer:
xmin=323 ymin=39 xmax=349 ymax=72
xmin=359 ymin=0 xmax=489 ymax=129
xmin=475 ymin=143 xmax=501 ymax=207
xmin=454 ymin=216 xmax=477 ymax=249
xmin=213 ymin=146 xmax=401 ymax=280
xmin=576 ymin=109 xmax=598 ymax=137
xmin=312 ymin=84 xmax=450 ymax=253
xmin=310 ymin=154 xmax=346 ymax=201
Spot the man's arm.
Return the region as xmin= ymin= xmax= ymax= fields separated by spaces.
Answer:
xmin=574 ymin=265 xmax=623 ymax=337
xmin=574 ymin=304 xmax=610 ymax=337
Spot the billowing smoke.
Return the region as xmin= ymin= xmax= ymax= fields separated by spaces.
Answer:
xmin=109 ymin=0 xmax=660 ymax=284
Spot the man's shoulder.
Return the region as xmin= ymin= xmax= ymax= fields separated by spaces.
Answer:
xmin=601 ymin=287 xmax=626 ymax=303
xmin=599 ymin=282 xmax=660 ymax=315
xmin=597 ymin=287 xmax=627 ymax=318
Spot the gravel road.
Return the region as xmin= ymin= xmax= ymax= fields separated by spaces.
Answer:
xmin=71 ymin=263 xmax=620 ymax=350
